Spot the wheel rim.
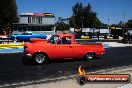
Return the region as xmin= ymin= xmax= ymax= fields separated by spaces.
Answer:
xmin=35 ymin=54 xmax=45 ymax=64
xmin=86 ymin=52 xmax=94 ymax=60
xmin=14 ymin=38 xmax=18 ymax=42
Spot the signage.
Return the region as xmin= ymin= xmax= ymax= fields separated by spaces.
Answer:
xmin=22 ymin=13 xmax=54 ymax=17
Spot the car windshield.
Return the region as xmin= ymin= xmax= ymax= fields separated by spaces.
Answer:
xmin=22 ymin=32 xmax=32 ymax=35
xmin=13 ymin=34 xmax=18 ymax=35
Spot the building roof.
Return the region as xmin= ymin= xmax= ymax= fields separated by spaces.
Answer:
xmin=19 ymin=13 xmax=55 ymax=17
xmin=12 ymin=23 xmax=55 ymax=26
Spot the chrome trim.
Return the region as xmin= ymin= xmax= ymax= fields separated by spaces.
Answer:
xmin=24 ymin=53 xmax=32 ymax=59
xmin=26 ymin=54 xmax=32 ymax=56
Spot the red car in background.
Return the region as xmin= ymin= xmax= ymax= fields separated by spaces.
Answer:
xmin=22 ymin=34 xmax=105 ymax=64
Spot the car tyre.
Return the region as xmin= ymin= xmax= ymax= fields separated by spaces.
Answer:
xmin=14 ymin=38 xmax=21 ymax=42
xmin=33 ymin=53 xmax=48 ymax=64
xmin=85 ymin=52 xmax=94 ymax=60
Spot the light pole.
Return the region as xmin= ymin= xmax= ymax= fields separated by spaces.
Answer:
xmin=81 ymin=16 xmax=84 ymax=32
xmin=108 ymin=15 xmax=110 ymax=35
xmin=122 ymin=11 xmax=125 ymax=43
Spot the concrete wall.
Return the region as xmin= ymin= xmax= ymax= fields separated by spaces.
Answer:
xmin=19 ymin=16 xmax=56 ymax=25
xmin=42 ymin=17 xmax=56 ymax=25
xmin=19 ymin=17 xmax=28 ymax=24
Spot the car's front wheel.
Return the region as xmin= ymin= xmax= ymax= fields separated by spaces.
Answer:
xmin=33 ymin=53 xmax=47 ymax=64
xmin=85 ymin=52 xmax=95 ymax=60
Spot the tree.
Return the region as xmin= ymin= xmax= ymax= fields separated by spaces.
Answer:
xmin=69 ymin=16 xmax=75 ymax=28
xmin=110 ymin=24 xmax=118 ymax=27
xmin=118 ymin=21 xmax=124 ymax=27
xmin=56 ymin=17 xmax=70 ymax=31
xmin=99 ymin=22 xmax=108 ymax=28
xmin=83 ymin=3 xmax=91 ymax=28
xmin=126 ymin=19 xmax=132 ymax=28
xmin=0 ymin=0 xmax=19 ymax=34
xmin=69 ymin=2 xmax=101 ymax=29
xmin=72 ymin=2 xmax=84 ymax=28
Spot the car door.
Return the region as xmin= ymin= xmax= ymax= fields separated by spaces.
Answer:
xmin=54 ymin=36 xmax=74 ymax=59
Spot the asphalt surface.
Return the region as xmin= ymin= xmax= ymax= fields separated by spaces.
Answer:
xmin=0 ymin=46 xmax=132 ymax=86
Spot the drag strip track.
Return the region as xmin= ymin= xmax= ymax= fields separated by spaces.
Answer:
xmin=0 ymin=47 xmax=132 ymax=86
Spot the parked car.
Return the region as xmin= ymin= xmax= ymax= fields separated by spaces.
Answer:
xmin=22 ymin=34 xmax=105 ymax=64
xmin=10 ymin=32 xmax=47 ymax=42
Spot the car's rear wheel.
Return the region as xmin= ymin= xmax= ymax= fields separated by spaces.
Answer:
xmin=13 ymin=38 xmax=18 ymax=42
xmin=14 ymin=38 xmax=22 ymax=42
xmin=85 ymin=52 xmax=95 ymax=60
xmin=33 ymin=53 xmax=47 ymax=64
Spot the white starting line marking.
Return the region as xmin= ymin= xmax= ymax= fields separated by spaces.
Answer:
xmin=117 ymin=84 xmax=132 ymax=88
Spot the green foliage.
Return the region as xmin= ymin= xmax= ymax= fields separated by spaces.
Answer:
xmin=72 ymin=2 xmax=84 ymax=28
xmin=126 ymin=19 xmax=132 ymax=28
xmin=118 ymin=21 xmax=124 ymax=27
xmin=117 ymin=20 xmax=132 ymax=28
xmin=0 ymin=0 xmax=19 ymax=34
xmin=69 ymin=2 xmax=101 ymax=29
xmin=111 ymin=24 xmax=118 ymax=27
xmin=56 ymin=17 xmax=70 ymax=31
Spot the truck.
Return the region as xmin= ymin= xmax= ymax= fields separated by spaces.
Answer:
xmin=22 ymin=34 xmax=105 ymax=64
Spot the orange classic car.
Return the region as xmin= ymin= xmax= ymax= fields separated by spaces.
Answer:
xmin=22 ymin=34 xmax=105 ymax=64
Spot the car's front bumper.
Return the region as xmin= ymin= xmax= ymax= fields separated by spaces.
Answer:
xmin=95 ymin=49 xmax=105 ymax=57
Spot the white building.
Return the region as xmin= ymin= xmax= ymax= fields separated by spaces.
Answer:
xmin=12 ymin=13 xmax=56 ymax=35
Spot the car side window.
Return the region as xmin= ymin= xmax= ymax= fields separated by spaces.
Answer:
xmin=54 ymin=36 xmax=59 ymax=43
xmin=48 ymin=35 xmax=59 ymax=44
xmin=59 ymin=37 xmax=71 ymax=44
xmin=22 ymin=33 xmax=32 ymax=35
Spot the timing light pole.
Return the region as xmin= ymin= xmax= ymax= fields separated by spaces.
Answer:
xmin=81 ymin=16 xmax=84 ymax=32
xmin=122 ymin=11 xmax=125 ymax=43
xmin=108 ymin=15 xmax=110 ymax=35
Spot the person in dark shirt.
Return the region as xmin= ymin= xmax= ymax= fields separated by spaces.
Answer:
xmin=129 ymin=33 xmax=132 ymax=44
xmin=97 ymin=31 xmax=100 ymax=41
xmin=127 ymin=32 xmax=131 ymax=44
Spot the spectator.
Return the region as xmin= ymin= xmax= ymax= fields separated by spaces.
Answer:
xmin=127 ymin=32 xmax=131 ymax=44
xmin=130 ymin=33 xmax=132 ymax=44
xmin=97 ymin=31 xmax=100 ymax=41
xmin=123 ymin=32 xmax=127 ymax=43
xmin=62 ymin=37 xmax=66 ymax=44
